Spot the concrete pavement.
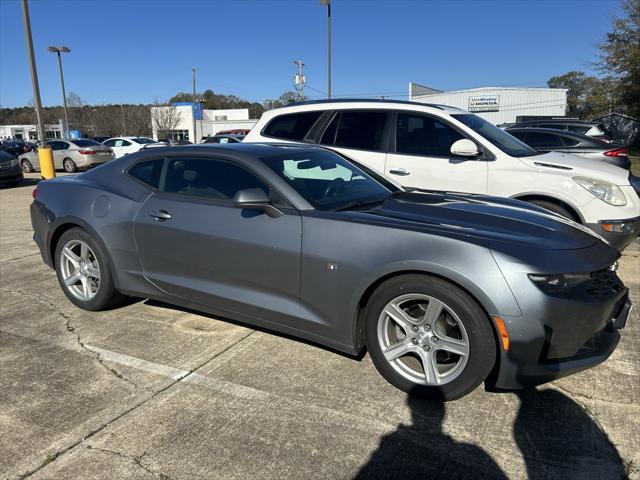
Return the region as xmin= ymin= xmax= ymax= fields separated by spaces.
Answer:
xmin=1 ymin=173 xmax=638 ymax=479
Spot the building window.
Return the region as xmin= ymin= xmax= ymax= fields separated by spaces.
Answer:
xmin=214 ymin=115 xmax=228 ymax=121
xmin=165 ymin=129 xmax=190 ymax=142
xmin=45 ymin=130 xmax=61 ymax=139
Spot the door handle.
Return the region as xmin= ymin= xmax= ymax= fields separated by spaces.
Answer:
xmin=148 ymin=209 xmax=172 ymax=220
xmin=389 ymin=168 xmax=410 ymax=176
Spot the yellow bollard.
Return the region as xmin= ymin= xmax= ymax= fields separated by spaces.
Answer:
xmin=38 ymin=147 xmax=56 ymax=179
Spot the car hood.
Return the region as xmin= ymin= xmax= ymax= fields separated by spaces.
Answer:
xmin=358 ymin=190 xmax=604 ymax=250
xmin=519 ymin=151 xmax=630 ymax=185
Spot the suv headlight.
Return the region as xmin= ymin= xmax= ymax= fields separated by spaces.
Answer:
xmin=573 ymin=176 xmax=626 ymax=206
xmin=528 ymin=272 xmax=591 ymax=295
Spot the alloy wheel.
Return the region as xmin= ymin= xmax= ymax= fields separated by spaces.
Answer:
xmin=377 ymin=293 xmax=469 ymax=386
xmin=59 ymin=239 xmax=101 ymax=301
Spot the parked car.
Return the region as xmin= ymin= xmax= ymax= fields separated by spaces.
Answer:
xmin=30 ymin=143 xmax=631 ymax=400
xmin=216 ymin=128 xmax=251 ymax=135
xmin=19 ymin=139 xmax=115 ymax=173
xmin=0 ymin=150 xmax=23 ymax=187
xmin=0 ymin=140 xmax=32 ymax=156
xmin=203 ymin=134 xmax=245 ymax=144
xmin=510 ymin=119 xmax=613 ymax=142
xmin=506 ymin=127 xmax=631 ymax=169
xmin=244 ymin=100 xmax=640 ymax=250
xmin=102 ymin=136 xmax=163 ymax=158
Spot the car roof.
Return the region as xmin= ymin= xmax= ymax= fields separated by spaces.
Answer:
xmin=515 ymin=119 xmax=598 ymax=126
xmin=506 ymin=127 xmax=607 ymax=144
xmin=133 ymin=142 xmax=329 ymax=159
xmin=269 ymin=98 xmax=466 ymax=114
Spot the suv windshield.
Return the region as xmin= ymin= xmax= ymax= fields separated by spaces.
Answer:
xmin=133 ymin=137 xmax=156 ymax=144
xmin=260 ymin=150 xmax=391 ymax=211
xmin=452 ymin=114 xmax=538 ymax=157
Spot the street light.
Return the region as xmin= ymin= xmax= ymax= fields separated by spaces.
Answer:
xmin=48 ymin=46 xmax=71 ymax=138
xmin=320 ymin=0 xmax=331 ymax=99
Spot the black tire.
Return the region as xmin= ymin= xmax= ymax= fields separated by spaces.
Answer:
xmin=527 ymin=200 xmax=577 ymax=222
xmin=54 ymin=227 xmax=125 ymax=311
xmin=21 ymin=159 xmax=34 ymax=173
xmin=365 ymin=274 xmax=496 ymax=401
xmin=63 ymin=157 xmax=78 ymax=173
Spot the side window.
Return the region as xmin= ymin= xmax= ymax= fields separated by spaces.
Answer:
xmin=567 ymin=125 xmax=590 ymax=135
xmin=333 ymin=110 xmax=388 ymax=151
xmin=320 ymin=113 xmax=339 ymax=145
xmin=263 ymin=111 xmax=323 ymax=140
xmin=561 ymin=136 xmax=580 ymax=147
xmin=163 ymin=157 xmax=267 ymax=201
xmin=128 ymin=159 xmax=164 ymax=189
xmin=396 ymin=113 xmax=464 ymax=157
xmin=508 ymin=131 xmax=527 ymax=141
xmin=523 ymin=132 xmax=563 ymax=147
xmin=103 ymin=139 xmax=115 ymax=147
xmin=58 ymin=141 xmax=70 ymax=150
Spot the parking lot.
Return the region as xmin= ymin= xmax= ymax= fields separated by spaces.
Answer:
xmin=0 ymin=173 xmax=638 ymax=479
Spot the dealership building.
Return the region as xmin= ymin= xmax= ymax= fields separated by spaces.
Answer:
xmin=408 ymin=83 xmax=568 ymax=125
xmin=150 ymin=103 xmax=258 ymax=143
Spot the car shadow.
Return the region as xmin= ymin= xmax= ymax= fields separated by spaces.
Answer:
xmin=353 ymin=387 xmax=626 ymax=479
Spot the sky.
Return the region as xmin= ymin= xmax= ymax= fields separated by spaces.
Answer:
xmin=0 ymin=0 xmax=624 ymax=108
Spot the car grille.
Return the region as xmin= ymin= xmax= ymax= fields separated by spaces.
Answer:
xmin=586 ymin=268 xmax=623 ymax=297
xmin=0 ymin=160 xmax=13 ymax=170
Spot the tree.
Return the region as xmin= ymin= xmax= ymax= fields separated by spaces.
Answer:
xmin=263 ymin=91 xmax=306 ymax=110
xmin=151 ymin=102 xmax=182 ymax=140
xmin=597 ymin=0 xmax=640 ymax=119
xmin=547 ymin=71 xmax=614 ymax=119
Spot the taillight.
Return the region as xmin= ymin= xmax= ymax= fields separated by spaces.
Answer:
xmin=79 ymin=149 xmax=96 ymax=155
xmin=603 ymin=147 xmax=628 ymax=157
xmin=32 ymin=187 xmax=38 ymax=199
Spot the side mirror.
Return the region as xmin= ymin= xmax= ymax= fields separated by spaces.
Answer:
xmin=450 ymin=139 xmax=481 ymax=158
xmin=233 ymin=188 xmax=283 ymax=218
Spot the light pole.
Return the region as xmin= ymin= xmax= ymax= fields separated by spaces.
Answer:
xmin=192 ymin=67 xmax=198 ymax=143
xmin=21 ymin=0 xmax=55 ymax=178
xmin=320 ymin=0 xmax=331 ymax=98
xmin=48 ymin=46 xmax=70 ymax=138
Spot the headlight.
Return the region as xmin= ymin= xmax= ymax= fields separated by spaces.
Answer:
xmin=528 ymin=272 xmax=590 ymax=295
xmin=572 ymin=176 xmax=626 ymax=206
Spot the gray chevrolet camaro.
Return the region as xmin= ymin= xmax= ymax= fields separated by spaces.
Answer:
xmin=30 ymin=143 xmax=632 ymax=400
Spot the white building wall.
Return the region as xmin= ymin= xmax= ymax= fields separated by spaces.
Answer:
xmin=0 ymin=123 xmax=64 ymax=140
xmin=410 ymin=87 xmax=567 ymax=125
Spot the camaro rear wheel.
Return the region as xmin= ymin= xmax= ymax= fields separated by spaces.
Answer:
xmin=365 ymin=275 xmax=496 ymax=400
xmin=54 ymin=228 xmax=123 ymax=310
xmin=63 ymin=158 xmax=78 ymax=173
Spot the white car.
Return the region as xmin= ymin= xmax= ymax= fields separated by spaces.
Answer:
xmin=244 ymin=100 xmax=640 ymax=250
xmin=102 ymin=136 xmax=163 ymax=158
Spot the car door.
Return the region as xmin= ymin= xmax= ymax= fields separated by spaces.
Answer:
xmin=49 ymin=140 xmax=68 ymax=169
xmin=318 ymin=110 xmax=390 ymax=176
xmin=132 ymin=155 xmax=303 ymax=327
xmin=384 ymin=112 xmax=488 ymax=193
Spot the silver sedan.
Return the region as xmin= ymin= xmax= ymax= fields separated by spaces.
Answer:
xmin=19 ymin=139 xmax=115 ymax=173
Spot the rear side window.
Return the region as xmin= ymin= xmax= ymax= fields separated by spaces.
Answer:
xmin=561 ymin=136 xmax=580 ymax=147
xmin=263 ymin=111 xmax=322 ymax=140
xmin=396 ymin=113 xmax=464 ymax=157
xmin=128 ymin=159 xmax=163 ymax=189
xmin=567 ymin=125 xmax=590 ymax=135
xmin=523 ymin=132 xmax=564 ymax=148
xmin=327 ymin=110 xmax=388 ymax=151
xmin=163 ymin=157 xmax=267 ymax=200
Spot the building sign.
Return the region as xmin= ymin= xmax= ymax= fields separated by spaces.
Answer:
xmin=468 ymin=95 xmax=500 ymax=112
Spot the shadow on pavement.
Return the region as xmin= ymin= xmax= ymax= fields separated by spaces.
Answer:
xmin=514 ymin=387 xmax=626 ymax=479
xmin=354 ymin=393 xmax=508 ymax=479
xmin=355 ymin=387 xmax=626 ymax=479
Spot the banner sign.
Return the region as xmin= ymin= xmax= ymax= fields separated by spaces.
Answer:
xmin=468 ymin=95 xmax=500 ymax=112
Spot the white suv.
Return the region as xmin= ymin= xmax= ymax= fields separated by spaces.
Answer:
xmin=245 ymin=100 xmax=640 ymax=250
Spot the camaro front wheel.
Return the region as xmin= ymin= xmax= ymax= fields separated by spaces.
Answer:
xmin=54 ymin=227 xmax=124 ymax=310
xmin=365 ymin=275 xmax=496 ymax=400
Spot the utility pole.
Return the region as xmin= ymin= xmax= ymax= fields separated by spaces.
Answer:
xmin=48 ymin=46 xmax=70 ymax=138
xmin=293 ymin=60 xmax=306 ymax=101
xmin=320 ymin=0 xmax=331 ymax=98
xmin=21 ymin=0 xmax=55 ymax=178
xmin=192 ymin=67 xmax=198 ymax=143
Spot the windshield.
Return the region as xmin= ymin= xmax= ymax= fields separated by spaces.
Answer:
xmin=133 ymin=137 xmax=156 ymax=144
xmin=452 ymin=114 xmax=538 ymax=157
xmin=71 ymin=139 xmax=101 ymax=147
xmin=260 ymin=150 xmax=391 ymax=211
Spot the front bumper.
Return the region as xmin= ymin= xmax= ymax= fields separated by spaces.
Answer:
xmin=586 ymin=217 xmax=640 ymax=251
xmin=0 ymin=163 xmax=24 ymax=184
xmin=489 ymin=279 xmax=632 ymax=390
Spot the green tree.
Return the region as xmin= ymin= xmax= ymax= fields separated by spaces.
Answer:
xmin=547 ymin=71 xmax=614 ymax=119
xmin=597 ymin=0 xmax=640 ymax=119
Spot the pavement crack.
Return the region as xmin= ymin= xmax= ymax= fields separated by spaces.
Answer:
xmin=0 ymin=253 xmax=40 ymax=265
xmin=0 ymin=288 xmax=146 ymax=392
xmin=86 ymin=446 xmax=175 ymax=480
